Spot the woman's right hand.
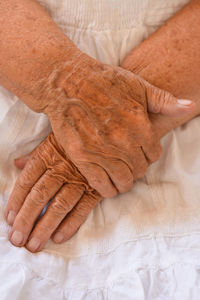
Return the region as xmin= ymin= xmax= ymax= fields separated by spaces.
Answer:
xmin=42 ymin=52 xmax=194 ymax=198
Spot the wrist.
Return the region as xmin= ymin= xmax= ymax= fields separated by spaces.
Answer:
xmin=0 ymin=0 xmax=84 ymax=113
xmin=122 ymin=51 xmax=200 ymax=139
xmin=121 ymin=0 xmax=200 ymax=138
xmin=43 ymin=52 xmax=102 ymax=116
xmin=13 ymin=41 xmax=83 ymax=113
xmin=30 ymin=44 xmax=84 ymax=113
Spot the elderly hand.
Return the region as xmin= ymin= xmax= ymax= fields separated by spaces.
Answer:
xmin=5 ymin=133 xmax=102 ymax=252
xmin=42 ymin=53 xmax=194 ymax=198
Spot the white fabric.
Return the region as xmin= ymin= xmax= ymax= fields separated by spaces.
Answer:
xmin=1 ymin=0 xmax=200 ymax=299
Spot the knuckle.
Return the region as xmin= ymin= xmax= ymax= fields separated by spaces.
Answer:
xmin=89 ymin=178 xmax=102 ymax=189
xmin=87 ymin=176 xmax=110 ymax=191
xmin=29 ymin=187 xmax=46 ymax=206
xmin=73 ymin=205 xmax=89 ymax=220
xmin=20 ymin=216 xmax=31 ymax=230
xmin=38 ymin=222 xmax=53 ymax=233
xmin=46 ymin=170 xmax=65 ymax=185
xmin=116 ymin=169 xmax=133 ymax=185
xmin=15 ymin=177 xmax=32 ymax=191
xmin=73 ymin=196 xmax=97 ymax=218
xmin=155 ymin=89 xmax=173 ymax=114
xmin=102 ymin=189 xmax=118 ymax=198
xmin=147 ymin=86 xmax=162 ymax=113
xmin=117 ymin=178 xmax=134 ymax=194
xmin=51 ymin=197 xmax=72 ymax=216
xmin=88 ymin=192 xmax=102 ymax=204
xmin=32 ymin=177 xmax=53 ymax=199
xmin=93 ymin=181 xmax=117 ymax=198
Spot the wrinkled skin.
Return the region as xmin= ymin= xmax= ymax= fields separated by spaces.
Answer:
xmin=0 ymin=1 xmax=192 ymax=199
xmin=43 ymin=53 xmax=184 ymax=198
xmin=5 ymin=133 xmax=102 ymax=252
xmin=2 ymin=0 xmax=197 ymax=253
xmin=5 ymin=47 xmax=195 ymax=254
xmin=5 ymin=57 xmax=195 ymax=253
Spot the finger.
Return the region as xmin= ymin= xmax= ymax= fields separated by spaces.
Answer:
xmin=132 ymin=114 xmax=162 ymax=164
xmin=9 ymin=169 xmax=64 ymax=248
xmin=141 ymin=139 xmax=162 ymax=164
xmin=25 ymin=183 xmax=84 ymax=252
xmin=109 ymin=147 xmax=149 ymax=183
xmin=52 ymin=191 xmax=102 ymax=244
xmin=138 ymin=125 xmax=162 ymax=164
xmin=145 ymin=81 xmax=196 ymax=117
xmin=77 ymin=163 xmax=117 ymax=198
xmin=101 ymin=159 xmax=134 ymax=194
xmin=128 ymin=147 xmax=149 ymax=180
xmin=5 ymin=151 xmax=46 ymax=225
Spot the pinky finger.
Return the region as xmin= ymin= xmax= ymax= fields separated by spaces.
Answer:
xmin=52 ymin=191 xmax=102 ymax=243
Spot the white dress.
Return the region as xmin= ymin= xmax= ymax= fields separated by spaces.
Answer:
xmin=1 ymin=0 xmax=200 ymax=299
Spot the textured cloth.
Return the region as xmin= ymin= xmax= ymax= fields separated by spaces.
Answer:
xmin=1 ymin=0 xmax=200 ymax=299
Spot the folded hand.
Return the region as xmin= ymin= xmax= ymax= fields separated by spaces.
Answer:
xmin=44 ymin=54 xmax=188 ymax=197
xmin=5 ymin=133 xmax=102 ymax=252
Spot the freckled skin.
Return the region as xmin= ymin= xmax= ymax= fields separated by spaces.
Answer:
xmin=0 ymin=0 xmax=180 ymax=198
xmin=3 ymin=0 xmax=200 ymax=251
xmin=44 ymin=56 xmax=167 ymax=197
xmin=122 ymin=0 xmax=200 ymax=136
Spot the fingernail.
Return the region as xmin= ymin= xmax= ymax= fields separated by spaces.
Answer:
xmin=53 ymin=232 xmax=64 ymax=243
xmin=7 ymin=210 xmax=16 ymax=225
xmin=27 ymin=237 xmax=41 ymax=252
xmin=177 ymin=99 xmax=193 ymax=106
xmin=11 ymin=231 xmax=24 ymax=245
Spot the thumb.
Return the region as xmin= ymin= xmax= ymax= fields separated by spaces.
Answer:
xmin=14 ymin=152 xmax=33 ymax=169
xmin=145 ymin=82 xmax=196 ymax=117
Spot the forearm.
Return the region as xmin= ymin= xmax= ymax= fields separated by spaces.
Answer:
xmin=0 ymin=0 xmax=81 ymax=112
xmin=122 ymin=0 xmax=200 ymax=138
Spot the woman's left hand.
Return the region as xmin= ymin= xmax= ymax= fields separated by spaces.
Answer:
xmin=5 ymin=133 xmax=102 ymax=252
